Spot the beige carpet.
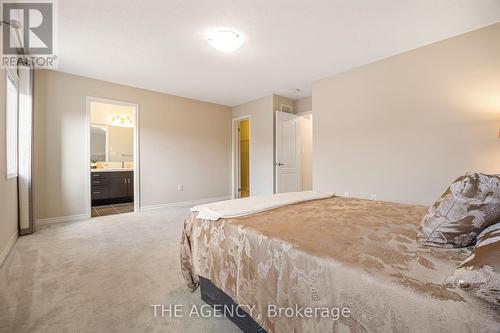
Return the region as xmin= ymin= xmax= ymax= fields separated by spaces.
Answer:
xmin=0 ymin=208 xmax=239 ymax=332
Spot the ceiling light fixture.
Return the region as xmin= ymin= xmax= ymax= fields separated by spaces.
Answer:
xmin=207 ymin=29 xmax=245 ymax=53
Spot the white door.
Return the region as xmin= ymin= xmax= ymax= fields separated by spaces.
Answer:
xmin=275 ymin=111 xmax=302 ymax=193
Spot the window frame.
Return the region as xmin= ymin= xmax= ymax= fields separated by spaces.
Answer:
xmin=5 ymin=68 xmax=19 ymax=179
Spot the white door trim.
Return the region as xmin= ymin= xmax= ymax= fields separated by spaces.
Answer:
xmin=85 ymin=96 xmax=141 ymax=217
xmin=0 ymin=231 xmax=17 ymax=268
xmin=231 ymin=115 xmax=251 ymax=199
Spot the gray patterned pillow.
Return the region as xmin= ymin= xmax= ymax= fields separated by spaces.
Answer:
xmin=446 ymin=223 xmax=500 ymax=305
xmin=417 ymin=172 xmax=500 ymax=248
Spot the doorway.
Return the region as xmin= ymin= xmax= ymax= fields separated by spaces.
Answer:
xmin=275 ymin=111 xmax=301 ymax=193
xmin=275 ymin=111 xmax=313 ymax=193
xmin=233 ymin=116 xmax=251 ymax=198
xmin=85 ymin=97 xmax=140 ymax=218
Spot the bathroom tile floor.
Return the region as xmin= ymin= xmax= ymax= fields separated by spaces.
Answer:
xmin=91 ymin=202 xmax=134 ymax=217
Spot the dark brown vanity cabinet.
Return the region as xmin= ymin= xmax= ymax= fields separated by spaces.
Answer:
xmin=91 ymin=171 xmax=133 ymax=205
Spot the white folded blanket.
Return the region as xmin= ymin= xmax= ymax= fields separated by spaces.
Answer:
xmin=190 ymin=191 xmax=335 ymax=221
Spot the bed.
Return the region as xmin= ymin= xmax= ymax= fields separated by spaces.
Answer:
xmin=181 ymin=197 xmax=500 ymax=332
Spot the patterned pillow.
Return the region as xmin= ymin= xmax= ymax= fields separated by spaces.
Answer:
xmin=446 ymin=223 xmax=500 ymax=305
xmin=417 ymin=172 xmax=500 ymax=248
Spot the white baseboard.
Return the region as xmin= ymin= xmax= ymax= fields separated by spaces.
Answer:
xmin=0 ymin=231 xmax=18 ymax=267
xmin=140 ymin=196 xmax=231 ymax=212
xmin=35 ymin=213 xmax=89 ymax=226
xmin=35 ymin=196 xmax=231 ymax=223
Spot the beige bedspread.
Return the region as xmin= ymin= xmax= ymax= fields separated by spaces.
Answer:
xmin=180 ymin=197 xmax=500 ymax=332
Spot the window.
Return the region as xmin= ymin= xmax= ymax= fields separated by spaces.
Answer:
xmin=6 ymin=70 xmax=18 ymax=179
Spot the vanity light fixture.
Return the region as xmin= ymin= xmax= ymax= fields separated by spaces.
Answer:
xmin=207 ymin=29 xmax=245 ymax=53
xmin=111 ymin=115 xmax=133 ymax=127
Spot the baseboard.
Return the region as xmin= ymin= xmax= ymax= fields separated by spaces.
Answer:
xmin=0 ymin=231 xmax=18 ymax=268
xmin=34 ymin=196 xmax=231 ymax=222
xmin=35 ymin=213 xmax=89 ymax=226
xmin=140 ymin=196 xmax=230 ymax=212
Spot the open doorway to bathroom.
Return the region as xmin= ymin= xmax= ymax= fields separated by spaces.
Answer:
xmin=86 ymin=98 xmax=139 ymax=218
xmin=233 ymin=117 xmax=250 ymax=198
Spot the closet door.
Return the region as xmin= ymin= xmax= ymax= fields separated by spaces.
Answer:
xmin=18 ymin=66 xmax=35 ymax=234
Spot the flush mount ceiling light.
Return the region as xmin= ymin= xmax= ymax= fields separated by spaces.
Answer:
xmin=207 ymin=30 xmax=245 ymax=53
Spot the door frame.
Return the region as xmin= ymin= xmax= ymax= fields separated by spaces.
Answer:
xmin=275 ymin=111 xmax=302 ymax=193
xmin=231 ymin=115 xmax=251 ymax=199
xmin=85 ymin=96 xmax=140 ymax=217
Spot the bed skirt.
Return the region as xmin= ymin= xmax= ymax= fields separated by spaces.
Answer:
xmin=200 ymin=277 xmax=267 ymax=333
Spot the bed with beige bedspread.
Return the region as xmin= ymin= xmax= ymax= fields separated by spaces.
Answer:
xmin=181 ymin=197 xmax=500 ymax=332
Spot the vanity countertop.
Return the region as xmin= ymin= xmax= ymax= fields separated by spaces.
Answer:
xmin=91 ymin=168 xmax=134 ymax=173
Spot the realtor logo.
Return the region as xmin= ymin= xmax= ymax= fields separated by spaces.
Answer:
xmin=1 ymin=0 xmax=56 ymax=68
xmin=2 ymin=1 xmax=53 ymax=54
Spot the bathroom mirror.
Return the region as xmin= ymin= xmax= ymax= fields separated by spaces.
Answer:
xmin=90 ymin=124 xmax=133 ymax=162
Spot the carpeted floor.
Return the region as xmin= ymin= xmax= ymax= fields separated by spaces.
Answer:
xmin=0 ymin=208 xmax=239 ymax=333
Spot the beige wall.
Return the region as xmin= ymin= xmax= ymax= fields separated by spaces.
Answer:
xmin=232 ymin=94 xmax=311 ymax=195
xmin=108 ymin=126 xmax=133 ymax=162
xmin=90 ymin=127 xmax=106 ymax=160
xmin=272 ymin=95 xmax=294 ymax=112
xmin=313 ymin=23 xmax=500 ymax=205
xmin=232 ymin=95 xmax=274 ymax=195
xmin=34 ymin=70 xmax=232 ymax=219
xmin=0 ymin=69 xmax=18 ymax=263
xmin=294 ymin=97 xmax=312 ymax=113
xmin=90 ymin=102 xmax=135 ymax=127
xmin=300 ymin=114 xmax=313 ymax=191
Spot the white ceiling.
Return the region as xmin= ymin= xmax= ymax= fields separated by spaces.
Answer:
xmin=57 ymin=0 xmax=500 ymax=106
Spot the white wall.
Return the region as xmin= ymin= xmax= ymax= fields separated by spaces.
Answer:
xmin=313 ymin=23 xmax=500 ymax=205
xmin=232 ymin=96 xmax=274 ymax=195
xmin=0 ymin=69 xmax=18 ymax=264
xmin=34 ymin=70 xmax=232 ymax=219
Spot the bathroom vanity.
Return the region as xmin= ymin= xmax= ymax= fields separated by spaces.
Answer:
xmin=91 ymin=169 xmax=134 ymax=206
